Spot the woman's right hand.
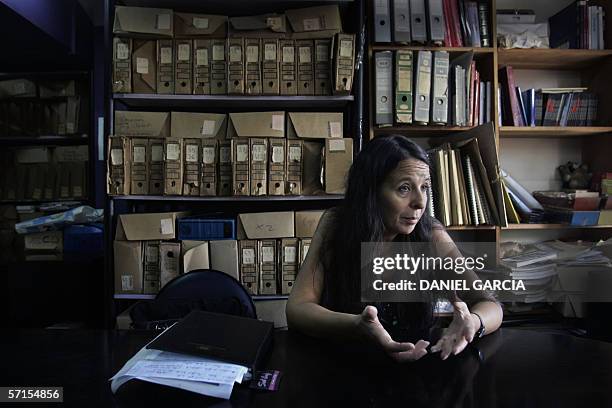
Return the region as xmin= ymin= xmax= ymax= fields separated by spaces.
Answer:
xmin=356 ymin=305 xmax=430 ymax=362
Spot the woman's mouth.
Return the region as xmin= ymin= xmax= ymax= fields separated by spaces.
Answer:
xmin=401 ymin=216 xmax=419 ymax=225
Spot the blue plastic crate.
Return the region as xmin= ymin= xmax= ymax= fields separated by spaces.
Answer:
xmin=177 ymin=217 xmax=236 ymax=240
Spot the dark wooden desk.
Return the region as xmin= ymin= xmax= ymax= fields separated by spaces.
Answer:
xmin=1 ymin=328 xmax=611 ymax=407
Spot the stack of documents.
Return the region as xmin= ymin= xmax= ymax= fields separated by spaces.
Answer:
xmin=111 ymin=336 xmax=248 ymax=400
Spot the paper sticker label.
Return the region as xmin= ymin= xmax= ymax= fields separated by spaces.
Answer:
xmin=284 ymin=246 xmax=297 ymax=263
xmin=166 ymin=143 xmax=180 ymax=160
xmin=136 ymin=57 xmax=149 ymax=74
xmin=246 ymin=45 xmax=259 ymax=63
xmin=271 ymin=114 xmax=284 ymax=131
xmin=201 ymin=119 xmax=216 ymax=136
xmin=303 ymin=18 xmax=322 ymax=31
xmin=340 ymin=40 xmax=353 ymax=58
xmin=229 ymin=45 xmax=242 ymax=62
xmin=398 ymin=70 xmax=411 ymax=92
xmin=328 ymin=139 xmax=346 ymax=152
xmin=32 ymin=188 xmax=42 ymax=200
xmin=146 ymin=246 xmax=159 ymax=263
xmin=116 ymin=42 xmax=129 ymax=60
xmin=299 ymin=46 xmax=312 ymax=64
xmin=236 ymin=144 xmax=248 ymax=162
xmin=151 ymin=145 xmax=163 ymax=162
xmin=212 ymin=44 xmax=225 ymax=61
xmin=133 ymin=145 xmax=146 ymax=163
xmin=160 ymin=218 xmax=173 ymax=235
xmin=316 ymin=44 xmax=329 ymax=61
xmin=203 ymin=147 xmax=215 ymax=164
xmin=178 ymin=43 xmax=190 ymax=61
xmin=272 ymin=146 xmax=284 ymax=163
xmin=289 ymin=146 xmax=301 ymax=162
xmin=110 ymin=148 xmax=123 ymax=165
xmin=121 ymin=275 xmax=134 ymax=291
xmin=262 ymin=246 xmax=274 ymax=263
xmin=282 ymin=46 xmax=294 ymax=63
xmin=160 ymin=47 xmax=172 ymax=64
xmin=73 ymin=186 xmax=83 ymax=197
xmin=196 ymin=48 xmax=208 ymax=66
xmin=242 ymin=248 xmax=255 ymax=264
xmin=303 ymin=244 xmax=310 ymax=259
xmin=328 ymin=121 xmax=342 ymax=138
xmin=220 ymin=146 xmax=230 ymax=163
xmin=157 ymin=13 xmax=171 ymax=30
xmin=193 ymin=17 xmax=209 ymax=29
xmin=264 ymin=43 xmax=277 ymax=61
xmin=252 ymin=144 xmax=266 ymax=162
xmin=66 ymin=122 xmax=75 ymax=134
xmin=186 ymin=144 xmax=198 ymax=162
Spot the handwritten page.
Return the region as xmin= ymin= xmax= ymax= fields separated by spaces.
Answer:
xmin=126 ymin=360 xmax=247 ymax=385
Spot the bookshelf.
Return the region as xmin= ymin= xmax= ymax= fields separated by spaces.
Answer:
xmin=365 ymin=0 xmax=612 ymax=264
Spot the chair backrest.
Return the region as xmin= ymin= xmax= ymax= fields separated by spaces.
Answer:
xmin=130 ymin=269 xmax=257 ymax=330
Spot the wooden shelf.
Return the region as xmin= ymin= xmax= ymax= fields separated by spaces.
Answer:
xmin=499 ymin=126 xmax=612 ymax=138
xmin=371 ymin=45 xmax=494 ymax=54
xmin=502 ymin=223 xmax=612 ymax=230
xmin=497 ymin=48 xmax=612 ymax=70
xmin=374 ymin=125 xmax=475 ymax=137
xmin=111 ymin=194 xmax=344 ymax=202
xmin=446 ymin=225 xmax=496 ymax=231
xmin=113 ymin=93 xmax=354 ymax=109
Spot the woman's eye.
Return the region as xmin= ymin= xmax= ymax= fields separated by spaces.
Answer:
xmin=422 ymin=184 xmax=431 ymax=191
xmin=398 ymin=184 xmax=410 ymax=193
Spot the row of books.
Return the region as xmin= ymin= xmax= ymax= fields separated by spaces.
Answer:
xmin=375 ymin=50 xmax=491 ymax=126
xmin=426 ymin=137 xmax=498 ymax=226
xmin=373 ymin=0 xmax=490 ymax=47
xmin=499 ymin=66 xmax=597 ymax=127
xmin=112 ymin=34 xmax=355 ymax=96
xmin=549 ymin=0 xmax=606 ymax=50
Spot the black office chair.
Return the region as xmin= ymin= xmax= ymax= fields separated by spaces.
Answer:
xmin=130 ymin=269 xmax=257 ymax=330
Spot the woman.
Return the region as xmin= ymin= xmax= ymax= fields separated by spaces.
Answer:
xmin=286 ymin=135 xmax=503 ymax=362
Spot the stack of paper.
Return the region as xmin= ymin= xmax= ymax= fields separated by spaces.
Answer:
xmin=111 ymin=338 xmax=248 ymax=400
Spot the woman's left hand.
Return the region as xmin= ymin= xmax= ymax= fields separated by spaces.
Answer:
xmin=430 ymin=301 xmax=479 ymax=360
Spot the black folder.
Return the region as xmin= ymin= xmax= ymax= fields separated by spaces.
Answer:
xmin=147 ymin=310 xmax=273 ymax=373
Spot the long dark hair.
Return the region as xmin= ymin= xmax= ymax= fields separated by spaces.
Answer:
xmin=320 ymin=135 xmax=444 ymax=340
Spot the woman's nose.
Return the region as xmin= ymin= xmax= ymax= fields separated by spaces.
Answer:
xmin=411 ymin=191 xmax=426 ymax=209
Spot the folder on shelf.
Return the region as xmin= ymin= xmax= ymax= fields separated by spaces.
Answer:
xmin=374 ymin=0 xmax=391 ymax=42
xmin=114 ymin=111 xmax=170 ymax=138
xmin=296 ymin=40 xmax=315 ymax=95
xmin=148 ymin=138 xmax=165 ymax=195
xmin=130 ymin=137 xmax=149 ymax=195
xmin=132 ymin=40 xmax=157 ymax=94
xmin=250 ymin=138 xmax=268 ymax=196
xmin=200 ymin=139 xmax=218 ymax=196
xmin=268 ymin=138 xmax=286 ymax=196
xmin=171 ymin=112 xmax=227 ymax=139
xmin=107 ymin=136 xmax=130 ymax=196
xmin=174 ymin=13 xmax=228 ymax=38
xmin=333 ymin=33 xmax=355 ymax=95
xmin=393 ymin=0 xmax=412 ymax=43
xmin=160 ymin=242 xmax=181 ymax=287
xmin=280 ymin=39 xmax=297 ymax=95
xmin=239 ymin=239 xmax=258 ymax=295
xmin=287 ymin=112 xmax=343 ymax=139
xmin=113 ymin=6 xmax=173 ymax=37
xmin=43 ymin=163 xmax=57 ymax=200
xmin=409 ymin=0 xmax=427 ymax=43
xmin=229 ymin=13 xmax=287 ymax=38
xmin=218 ymin=140 xmax=232 ymax=196
xmin=280 ymin=238 xmax=298 ymax=295
xmin=232 ymin=138 xmax=250 ymax=196
xmin=193 ymin=39 xmax=211 ymax=94
xmin=314 ymin=38 xmax=332 ymax=95
xmin=299 ymin=238 xmax=311 ymax=266
xmin=286 ymin=139 xmax=303 ymax=195
xmin=227 ymin=112 xmax=285 ymax=138
xmin=164 ymin=138 xmax=183 ymax=195
xmin=183 ymin=138 xmax=201 ymax=196
xmin=209 ymin=240 xmax=239 ymax=281
xmin=113 ymin=37 xmax=132 ymax=93
xmin=286 ymin=5 xmax=342 ymax=39
xmin=324 ymin=138 xmax=353 ymax=194
xmin=414 ymin=50 xmax=432 ymax=124
xmin=431 ymin=50 xmax=449 ymax=125
xmin=181 ymin=240 xmax=209 ymax=274
xmin=228 ymin=37 xmax=245 ymax=94
xmin=449 ymin=52 xmax=472 ymax=126
xmin=175 ymin=39 xmax=193 ymax=94
xmin=395 ymin=50 xmax=413 ymax=124
xmin=427 ymin=0 xmax=446 ymax=45
xmin=157 ymin=39 xmax=174 ymax=94
xmin=375 ymin=51 xmax=393 ymax=125
xmin=245 ymin=38 xmax=262 ymax=94
xmin=259 ymin=239 xmax=278 ymax=295
xmin=143 ymin=241 xmax=161 ymax=294
xmin=210 ymin=39 xmax=227 ymax=94
xmin=262 ymin=38 xmax=280 ymax=95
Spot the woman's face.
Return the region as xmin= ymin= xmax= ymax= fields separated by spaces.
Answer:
xmin=379 ymin=158 xmax=431 ymax=240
